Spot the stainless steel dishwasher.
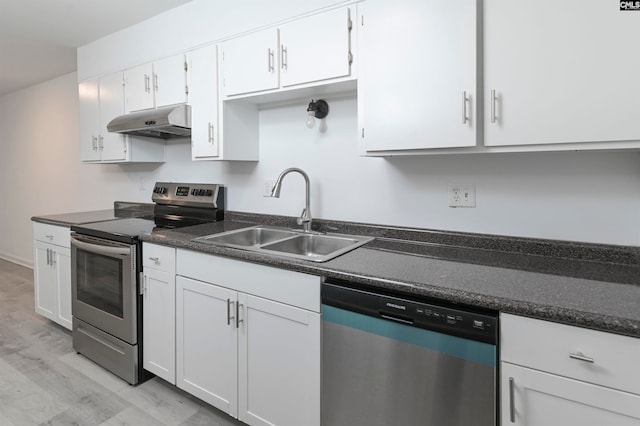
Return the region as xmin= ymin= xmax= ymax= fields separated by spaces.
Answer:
xmin=322 ymin=280 xmax=498 ymax=426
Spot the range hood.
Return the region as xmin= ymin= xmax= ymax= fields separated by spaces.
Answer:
xmin=107 ymin=104 xmax=191 ymax=139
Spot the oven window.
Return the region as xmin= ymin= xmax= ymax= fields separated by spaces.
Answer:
xmin=76 ymin=249 xmax=124 ymax=318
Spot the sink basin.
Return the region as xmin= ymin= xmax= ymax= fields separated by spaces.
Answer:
xmin=194 ymin=226 xmax=297 ymax=247
xmin=192 ymin=225 xmax=373 ymax=262
xmin=261 ymin=234 xmax=362 ymax=261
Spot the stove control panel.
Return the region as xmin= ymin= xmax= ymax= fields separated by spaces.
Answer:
xmin=152 ymin=182 xmax=224 ymax=208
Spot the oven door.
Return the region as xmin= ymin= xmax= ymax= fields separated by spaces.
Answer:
xmin=71 ymin=233 xmax=138 ymax=344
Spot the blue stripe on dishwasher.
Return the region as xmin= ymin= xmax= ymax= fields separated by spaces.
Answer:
xmin=322 ymin=304 xmax=496 ymax=367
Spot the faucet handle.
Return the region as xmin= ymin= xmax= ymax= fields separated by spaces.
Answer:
xmin=297 ymin=208 xmax=311 ymax=225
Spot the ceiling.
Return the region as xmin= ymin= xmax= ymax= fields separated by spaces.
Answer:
xmin=0 ymin=0 xmax=192 ymax=96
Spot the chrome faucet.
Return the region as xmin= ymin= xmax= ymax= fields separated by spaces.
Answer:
xmin=269 ymin=167 xmax=312 ymax=232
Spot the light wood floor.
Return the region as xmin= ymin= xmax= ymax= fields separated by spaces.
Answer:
xmin=0 ymin=259 xmax=245 ymax=426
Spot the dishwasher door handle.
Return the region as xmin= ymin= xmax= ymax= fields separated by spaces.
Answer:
xmin=380 ymin=313 xmax=414 ymax=325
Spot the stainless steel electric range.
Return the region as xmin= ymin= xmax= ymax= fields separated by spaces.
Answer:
xmin=70 ymin=182 xmax=225 ymax=384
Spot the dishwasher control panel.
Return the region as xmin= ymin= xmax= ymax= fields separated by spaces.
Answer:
xmin=323 ymin=281 xmax=498 ymax=345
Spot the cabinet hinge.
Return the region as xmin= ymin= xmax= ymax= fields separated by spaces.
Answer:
xmin=348 ymin=51 xmax=353 ymax=66
xmin=361 ymin=16 xmax=364 ymax=27
xmin=185 ymin=85 xmax=189 ymax=95
xmin=184 ymin=61 xmax=188 ymax=71
xmin=123 ymin=140 xmax=127 ymax=153
xmin=361 ymin=128 xmax=365 ymax=138
xmin=348 ymin=14 xmax=353 ymax=32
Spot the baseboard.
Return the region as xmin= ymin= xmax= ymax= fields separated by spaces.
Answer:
xmin=0 ymin=252 xmax=33 ymax=269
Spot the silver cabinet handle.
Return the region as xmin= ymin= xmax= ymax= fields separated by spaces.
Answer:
xmin=236 ymin=302 xmax=244 ymax=328
xmin=45 ymin=235 xmax=54 ymax=240
xmin=208 ymin=123 xmax=214 ymax=143
xmin=569 ymin=351 xmax=595 ymax=363
xmin=91 ymin=136 xmax=98 ymax=151
xmin=509 ymin=377 xmax=515 ymax=423
xmin=148 ymin=256 xmax=159 ymax=263
xmin=462 ymin=91 xmax=469 ymax=124
xmin=46 ymin=248 xmax=50 ymax=265
xmin=50 ymin=250 xmax=56 ymax=266
xmin=153 ymin=73 xmax=159 ymax=92
xmin=281 ymin=45 xmax=288 ymax=69
xmin=490 ymin=89 xmax=497 ymax=124
xmin=267 ymin=48 xmax=274 ymax=72
xmin=98 ymin=135 xmax=104 ymax=151
xmin=144 ymin=74 xmax=151 ymax=93
xmin=227 ymin=299 xmax=234 ymax=326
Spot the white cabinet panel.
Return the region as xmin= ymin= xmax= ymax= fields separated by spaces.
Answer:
xmin=32 ymin=222 xmax=72 ymax=330
xmin=484 ymin=0 xmax=640 ymax=147
xmin=78 ymin=78 xmax=101 ymax=162
xmin=142 ymin=267 xmax=176 ymax=384
xmin=221 ymin=29 xmax=280 ymax=96
xmin=502 ymin=363 xmax=640 ymax=426
xmin=98 ymin=72 xmax=127 ymax=162
xmin=280 ymin=7 xmax=352 ymax=88
xmin=176 ymin=276 xmax=238 ymax=416
xmin=238 ymin=293 xmax=320 ymax=426
xmin=125 ymin=54 xmax=187 ymax=112
xmin=189 ymin=45 xmax=219 ymax=159
xmin=358 ymin=0 xmax=477 ymax=152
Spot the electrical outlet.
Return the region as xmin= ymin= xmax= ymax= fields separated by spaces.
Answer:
xmin=449 ymin=184 xmax=476 ymax=208
xmin=263 ymin=180 xmax=276 ymax=197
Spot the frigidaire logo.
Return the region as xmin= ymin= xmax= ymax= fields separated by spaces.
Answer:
xmin=620 ymin=0 xmax=640 ymax=10
xmin=386 ymin=302 xmax=406 ymax=310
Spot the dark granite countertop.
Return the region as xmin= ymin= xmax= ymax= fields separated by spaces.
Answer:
xmin=31 ymin=202 xmax=154 ymax=227
xmin=140 ymin=213 xmax=640 ymax=338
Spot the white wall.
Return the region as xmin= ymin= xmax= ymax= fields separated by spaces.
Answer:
xmin=2 ymin=0 xmax=640 ymax=267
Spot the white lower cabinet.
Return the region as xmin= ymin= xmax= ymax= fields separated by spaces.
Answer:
xmin=142 ymin=243 xmax=176 ymax=384
xmin=175 ymin=249 xmax=321 ymax=426
xmin=500 ymin=313 xmax=640 ymax=425
xmin=33 ymin=222 xmax=72 ymax=330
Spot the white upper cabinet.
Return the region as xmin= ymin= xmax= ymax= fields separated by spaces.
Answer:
xmin=484 ymin=0 xmax=640 ymax=147
xmin=279 ymin=7 xmax=352 ymax=88
xmin=78 ymin=72 xmax=128 ymax=162
xmin=125 ymin=53 xmax=188 ymax=112
xmin=220 ymin=6 xmax=354 ymax=98
xmin=79 ymin=72 xmax=166 ymax=163
xmin=189 ymin=45 xmax=220 ymax=159
xmin=358 ymin=0 xmax=478 ymax=153
xmin=220 ymin=28 xmax=280 ymax=97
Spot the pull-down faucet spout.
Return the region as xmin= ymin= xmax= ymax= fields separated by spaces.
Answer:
xmin=268 ymin=167 xmax=312 ymax=232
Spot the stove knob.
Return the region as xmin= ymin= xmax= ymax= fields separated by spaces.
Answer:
xmin=198 ymin=189 xmax=206 ymax=196
xmin=191 ymin=188 xmax=198 ymax=196
xmin=205 ymin=189 xmax=213 ymax=197
xmin=160 ymin=187 xmax=167 ymax=195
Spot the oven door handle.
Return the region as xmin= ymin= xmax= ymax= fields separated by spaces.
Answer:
xmin=71 ymin=235 xmax=132 ymax=257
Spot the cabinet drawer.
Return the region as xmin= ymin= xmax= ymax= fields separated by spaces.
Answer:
xmin=33 ymin=222 xmax=70 ymax=248
xmin=143 ymin=243 xmax=176 ymax=272
xmin=501 ymin=313 xmax=640 ymax=395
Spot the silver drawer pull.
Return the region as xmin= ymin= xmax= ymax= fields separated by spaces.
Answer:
xmin=569 ymin=351 xmax=595 ymax=363
xmin=148 ymin=256 xmax=159 ymax=263
xmin=509 ymin=377 xmax=515 ymax=423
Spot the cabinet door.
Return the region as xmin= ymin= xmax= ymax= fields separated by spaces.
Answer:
xmin=280 ymin=7 xmax=352 ymax=88
xmin=238 ymin=294 xmax=321 ymax=426
xmin=33 ymin=241 xmax=56 ymax=321
xmin=78 ymin=78 xmax=101 ymax=162
xmin=502 ymin=363 xmax=640 ymax=425
xmin=125 ymin=62 xmax=154 ymax=112
xmin=220 ymin=28 xmax=279 ymax=96
xmin=189 ymin=45 xmax=219 ymax=159
xmin=485 ymin=0 xmax=640 ymax=147
xmin=358 ymin=0 xmax=477 ymax=152
xmin=153 ymin=54 xmax=188 ymax=108
xmin=54 ymin=247 xmax=72 ymax=330
xmin=99 ymin=72 xmax=128 ymax=162
xmin=176 ymin=277 xmax=238 ymax=417
xmin=143 ymin=267 xmax=176 ymax=384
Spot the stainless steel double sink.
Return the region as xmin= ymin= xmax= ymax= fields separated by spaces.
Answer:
xmin=192 ymin=225 xmax=373 ymax=262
